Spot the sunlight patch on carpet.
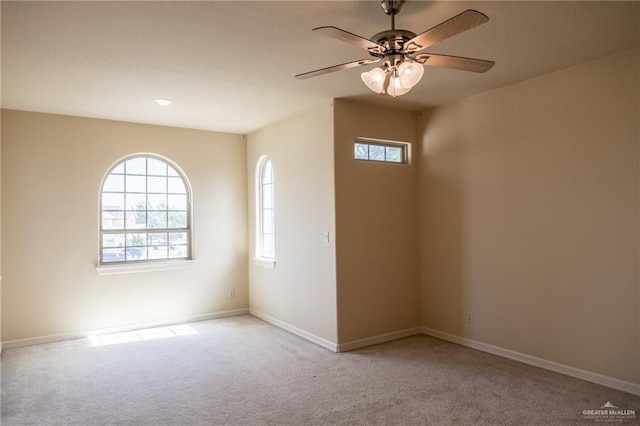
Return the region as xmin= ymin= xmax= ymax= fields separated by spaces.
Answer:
xmin=88 ymin=324 xmax=198 ymax=347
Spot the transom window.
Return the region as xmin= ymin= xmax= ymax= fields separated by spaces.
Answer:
xmin=100 ymin=154 xmax=191 ymax=264
xmin=354 ymin=138 xmax=409 ymax=164
xmin=256 ymin=156 xmax=275 ymax=260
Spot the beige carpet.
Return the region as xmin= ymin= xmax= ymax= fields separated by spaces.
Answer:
xmin=1 ymin=315 xmax=638 ymax=425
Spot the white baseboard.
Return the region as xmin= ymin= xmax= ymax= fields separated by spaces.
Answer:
xmin=337 ymin=327 xmax=423 ymax=352
xmin=249 ymin=309 xmax=338 ymax=352
xmin=422 ymin=327 xmax=640 ymax=396
xmin=2 ymin=308 xmax=250 ymax=350
xmin=248 ymin=309 xmax=422 ymax=354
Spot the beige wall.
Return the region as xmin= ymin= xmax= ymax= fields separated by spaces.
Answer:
xmin=418 ymin=48 xmax=640 ymax=384
xmin=247 ymin=103 xmax=337 ymax=343
xmin=1 ymin=110 xmax=248 ymax=342
xmin=334 ymin=99 xmax=420 ymax=343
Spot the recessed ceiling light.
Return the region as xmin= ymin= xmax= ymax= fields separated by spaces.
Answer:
xmin=154 ymin=99 xmax=172 ymax=106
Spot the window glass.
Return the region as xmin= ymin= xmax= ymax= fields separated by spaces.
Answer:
xmin=126 ymin=157 xmax=146 ymax=175
xmin=354 ymin=143 xmax=369 ymax=160
xmin=148 ymin=176 xmax=167 ymax=193
xmin=168 ymin=177 xmax=186 ymax=194
xmin=168 ymin=194 xmax=187 ymax=211
xmin=126 ymin=193 xmax=146 ymax=210
xmin=388 ymin=147 xmax=403 ymax=162
xmin=103 ymin=174 xmax=124 ymax=192
xmin=147 ymin=158 xmax=167 ymax=176
xmin=126 ymin=175 xmax=146 ymax=192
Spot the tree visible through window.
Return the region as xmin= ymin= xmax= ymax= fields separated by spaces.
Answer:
xmin=100 ymin=154 xmax=191 ymax=264
xmin=256 ymin=156 xmax=275 ymax=260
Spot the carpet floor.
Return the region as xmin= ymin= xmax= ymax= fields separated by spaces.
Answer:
xmin=1 ymin=315 xmax=638 ymax=425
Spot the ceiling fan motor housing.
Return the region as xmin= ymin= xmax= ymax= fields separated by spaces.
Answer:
xmin=371 ymin=29 xmax=416 ymax=53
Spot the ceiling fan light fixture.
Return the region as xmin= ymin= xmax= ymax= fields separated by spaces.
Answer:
xmin=398 ymin=61 xmax=424 ymax=89
xmin=386 ymin=72 xmax=412 ymax=98
xmin=361 ymin=67 xmax=386 ymax=93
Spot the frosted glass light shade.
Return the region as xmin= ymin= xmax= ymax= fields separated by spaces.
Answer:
xmin=387 ymin=75 xmax=411 ymax=98
xmin=397 ymin=61 xmax=424 ymax=89
xmin=361 ymin=67 xmax=386 ymax=94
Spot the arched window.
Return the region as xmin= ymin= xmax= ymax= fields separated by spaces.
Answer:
xmin=256 ymin=156 xmax=275 ymax=260
xmin=100 ymin=154 xmax=191 ymax=264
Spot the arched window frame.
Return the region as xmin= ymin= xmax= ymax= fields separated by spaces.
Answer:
xmin=255 ymin=156 xmax=275 ymax=265
xmin=98 ymin=153 xmax=193 ymax=270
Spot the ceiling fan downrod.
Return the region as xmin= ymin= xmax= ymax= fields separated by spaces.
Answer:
xmin=380 ymin=0 xmax=405 ymax=30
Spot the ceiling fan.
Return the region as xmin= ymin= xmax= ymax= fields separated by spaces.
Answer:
xmin=295 ymin=0 xmax=495 ymax=98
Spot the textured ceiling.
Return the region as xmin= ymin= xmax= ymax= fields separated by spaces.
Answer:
xmin=2 ymin=1 xmax=639 ymax=134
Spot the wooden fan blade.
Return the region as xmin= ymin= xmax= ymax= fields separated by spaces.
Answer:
xmin=295 ymin=58 xmax=381 ymax=79
xmin=414 ymin=53 xmax=495 ymax=73
xmin=404 ymin=10 xmax=489 ymax=53
xmin=313 ymin=26 xmax=385 ymax=54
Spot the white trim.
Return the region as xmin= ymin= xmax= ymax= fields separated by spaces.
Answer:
xmin=337 ymin=327 xmax=423 ymax=352
xmin=253 ymin=258 xmax=275 ymax=269
xmin=249 ymin=309 xmax=338 ymax=352
xmin=422 ymin=327 xmax=640 ymax=396
xmin=96 ymin=259 xmax=195 ymax=275
xmin=2 ymin=308 xmax=249 ymax=350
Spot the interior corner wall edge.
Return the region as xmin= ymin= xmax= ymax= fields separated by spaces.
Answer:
xmin=0 ymin=110 xmax=249 ymax=342
xmin=246 ymin=102 xmax=338 ymax=344
xmin=417 ymin=47 xmax=640 ymax=385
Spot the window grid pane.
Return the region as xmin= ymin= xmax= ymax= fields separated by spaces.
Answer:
xmin=147 ymin=158 xmax=168 ymax=176
xmin=354 ymin=143 xmax=368 ymax=160
xmin=385 ymin=146 xmax=403 ymax=163
xmin=100 ymin=155 xmax=190 ymax=264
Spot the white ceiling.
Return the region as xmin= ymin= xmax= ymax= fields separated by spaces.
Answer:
xmin=2 ymin=1 xmax=639 ymax=134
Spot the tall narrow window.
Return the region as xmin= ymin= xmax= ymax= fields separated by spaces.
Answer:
xmin=256 ymin=156 xmax=275 ymax=261
xmin=100 ymin=154 xmax=191 ymax=265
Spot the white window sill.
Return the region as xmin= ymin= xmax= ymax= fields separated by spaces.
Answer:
xmin=254 ymin=258 xmax=276 ymax=269
xmin=96 ymin=260 xmax=195 ymax=276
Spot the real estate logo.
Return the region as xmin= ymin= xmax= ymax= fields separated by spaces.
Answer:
xmin=582 ymin=402 xmax=636 ymax=423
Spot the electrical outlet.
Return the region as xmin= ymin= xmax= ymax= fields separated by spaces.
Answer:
xmin=466 ymin=311 xmax=473 ymax=323
xmin=227 ymin=289 xmax=235 ymax=299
